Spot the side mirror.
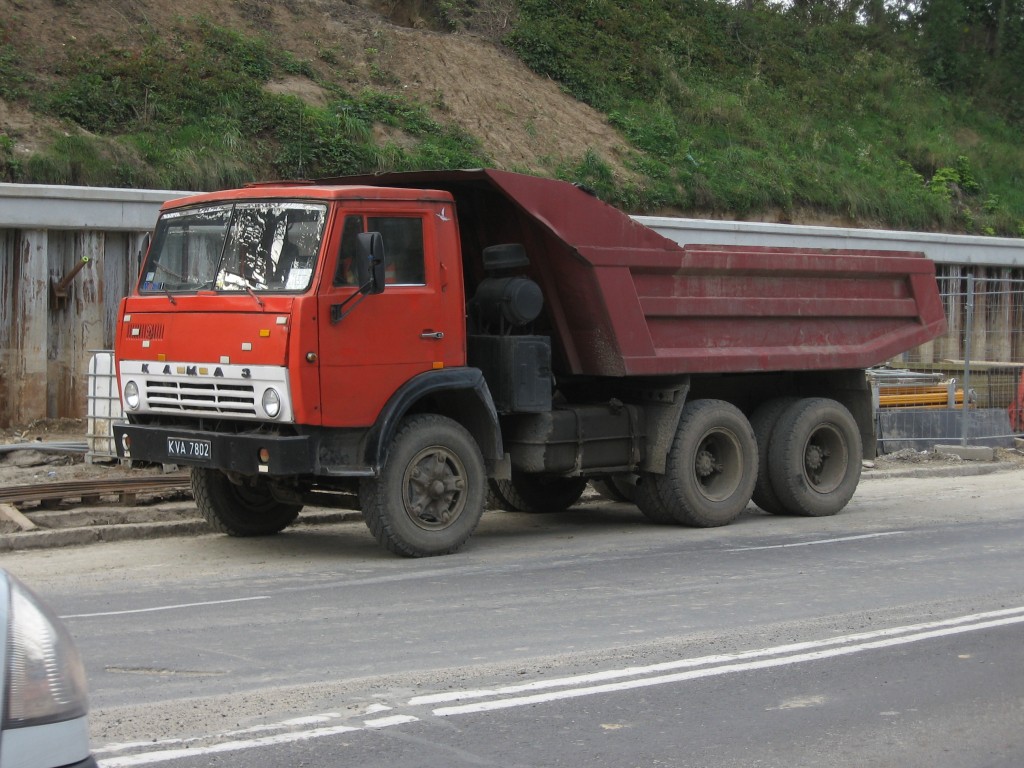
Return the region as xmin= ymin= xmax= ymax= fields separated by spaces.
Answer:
xmin=355 ymin=232 xmax=386 ymax=295
xmin=330 ymin=231 xmax=387 ymax=323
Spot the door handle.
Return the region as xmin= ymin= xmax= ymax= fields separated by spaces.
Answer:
xmin=421 ymin=331 xmax=445 ymax=340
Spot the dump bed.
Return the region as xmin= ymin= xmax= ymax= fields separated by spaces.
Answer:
xmin=328 ymin=169 xmax=947 ymax=378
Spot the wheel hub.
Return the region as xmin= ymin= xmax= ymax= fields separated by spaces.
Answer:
xmin=406 ymin=449 xmax=465 ymax=527
xmin=695 ymin=449 xmax=721 ymax=478
xmin=805 ymin=443 xmax=828 ymax=472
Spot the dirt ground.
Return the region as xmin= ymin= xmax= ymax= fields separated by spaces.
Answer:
xmin=0 ymin=0 xmax=632 ymax=180
xmin=0 ymin=418 xmax=173 ymax=489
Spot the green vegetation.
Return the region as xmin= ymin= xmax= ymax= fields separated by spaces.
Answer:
xmin=2 ymin=18 xmax=487 ymax=190
xmin=0 ymin=2 xmax=1022 ymax=236
xmin=509 ymin=0 xmax=1024 ymax=235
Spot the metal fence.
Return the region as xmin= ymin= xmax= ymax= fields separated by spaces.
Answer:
xmin=875 ymin=267 xmax=1024 ymax=453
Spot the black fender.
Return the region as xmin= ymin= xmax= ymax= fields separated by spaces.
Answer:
xmin=363 ymin=368 xmax=506 ymax=475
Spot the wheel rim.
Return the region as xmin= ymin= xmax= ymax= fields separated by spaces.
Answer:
xmin=801 ymin=423 xmax=849 ymax=493
xmin=692 ymin=428 xmax=743 ymax=502
xmin=403 ymin=445 xmax=468 ymax=530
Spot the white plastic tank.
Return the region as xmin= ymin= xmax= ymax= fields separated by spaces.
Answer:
xmin=86 ymin=351 xmax=123 ymax=463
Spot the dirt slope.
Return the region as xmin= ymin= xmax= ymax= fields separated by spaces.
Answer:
xmin=0 ymin=0 xmax=631 ymax=179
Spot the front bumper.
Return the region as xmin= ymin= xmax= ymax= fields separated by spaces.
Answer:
xmin=113 ymin=423 xmax=316 ymax=476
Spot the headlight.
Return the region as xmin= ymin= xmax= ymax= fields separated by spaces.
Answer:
xmin=3 ymin=573 xmax=89 ymax=728
xmin=262 ymin=387 xmax=281 ymax=418
xmin=123 ymin=380 xmax=140 ymax=410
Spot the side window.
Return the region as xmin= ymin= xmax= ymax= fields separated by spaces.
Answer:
xmin=334 ymin=215 xmax=364 ymax=287
xmin=368 ymin=216 xmax=425 ymax=285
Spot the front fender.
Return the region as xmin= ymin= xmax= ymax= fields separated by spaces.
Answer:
xmin=364 ymin=368 xmax=504 ymax=474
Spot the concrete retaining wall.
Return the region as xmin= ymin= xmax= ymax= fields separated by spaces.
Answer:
xmin=0 ymin=184 xmax=189 ymax=427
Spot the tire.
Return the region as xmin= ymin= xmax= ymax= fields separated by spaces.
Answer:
xmin=591 ymin=473 xmax=638 ymax=504
xmin=191 ymin=468 xmax=301 ymax=536
xmin=768 ymin=398 xmax=862 ymax=517
xmin=493 ymin=473 xmax=588 ymax=514
xmin=646 ymin=399 xmax=758 ymax=527
xmin=749 ymin=397 xmax=798 ymax=515
xmin=359 ymin=414 xmax=486 ymax=557
xmin=634 ymin=472 xmax=677 ymax=524
xmin=487 ymin=479 xmax=516 ymax=511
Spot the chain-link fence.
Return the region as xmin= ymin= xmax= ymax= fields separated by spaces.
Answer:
xmin=875 ymin=266 xmax=1024 ymax=454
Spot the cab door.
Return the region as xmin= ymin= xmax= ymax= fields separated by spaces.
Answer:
xmin=317 ymin=201 xmax=465 ymax=428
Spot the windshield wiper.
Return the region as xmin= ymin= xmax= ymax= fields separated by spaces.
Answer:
xmin=245 ymin=286 xmax=265 ymax=309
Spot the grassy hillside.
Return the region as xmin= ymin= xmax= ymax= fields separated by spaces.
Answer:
xmin=510 ymin=0 xmax=1024 ymax=236
xmin=1 ymin=0 xmax=1022 ymax=236
xmin=1 ymin=15 xmax=489 ymax=189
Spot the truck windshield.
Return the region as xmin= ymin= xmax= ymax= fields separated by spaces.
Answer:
xmin=140 ymin=201 xmax=328 ymax=294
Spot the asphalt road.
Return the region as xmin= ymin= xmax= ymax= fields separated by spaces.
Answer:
xmin=5 ymin=468 xmax=1023 ymax=768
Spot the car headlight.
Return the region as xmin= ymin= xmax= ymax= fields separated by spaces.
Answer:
xmin=123 ymin=380 xmax=141 ymax=410
xmin=3 ymin=572 xmax=89 ymax=728
xmin=262 ymin=387 xmax=281 ymax=418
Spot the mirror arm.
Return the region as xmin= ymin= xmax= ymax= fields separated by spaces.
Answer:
xmin=329 ymin=280 xmax=373 ymax=324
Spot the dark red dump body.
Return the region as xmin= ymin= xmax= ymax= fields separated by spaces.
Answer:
xmin=331 ymin=169 xmax=947 ymax=378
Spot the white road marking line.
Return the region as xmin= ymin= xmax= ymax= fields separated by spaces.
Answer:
xmin=99 ymin=725 xmax=363 ymax=767
xmin=364 ymin=715 xmax=420 ymax=728
xmin=432 ymin=613 xmax=1024 ymax=716
xmin=724 ymin=531 xmax=907 ymax=552
xmin=409 ymin=605 xmax=1024 ymax=706
xmin=92 ymin=713 xmax=346 ymax=756
xmin=93 ymin=738 xmax=199 ymax=756
xmin=61 ymin=596 xmax=270 ymax=619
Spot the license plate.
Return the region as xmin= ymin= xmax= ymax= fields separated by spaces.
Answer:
xmin=167 ymin=437 xmax=212 ymax=461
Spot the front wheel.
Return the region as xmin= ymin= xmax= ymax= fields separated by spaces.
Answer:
xmin=191 ymin=468 xmax=301 ymax=536
xmin=360 ymin=414 xmax=486 ymax=557
xmin=768 ymin=398 xmax=862 ymax=517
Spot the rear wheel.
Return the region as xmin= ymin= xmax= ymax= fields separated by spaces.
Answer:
xmin=494 ymin=473 xmax=588 ymax=513
xmin=360 ymin=414 xmax=486 ymax=557
xmin=634 ymin=472 xmax=676 ymax=524
xmin=191 ymin=468 xmax=301 ymax=536
xmin=645 ymin=399 xmax=758 ymax=527
xmin=768 ymin=398 xmax=862 ymax=517
xmin=749 ymin=397 xmax=798 ymax=515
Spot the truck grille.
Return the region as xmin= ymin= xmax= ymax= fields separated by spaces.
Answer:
xmin=144 ymin=379 xmax=257 ymax=416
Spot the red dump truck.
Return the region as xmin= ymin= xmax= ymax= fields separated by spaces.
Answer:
xmin=113 ymin=169 xmax=946 ymax=556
